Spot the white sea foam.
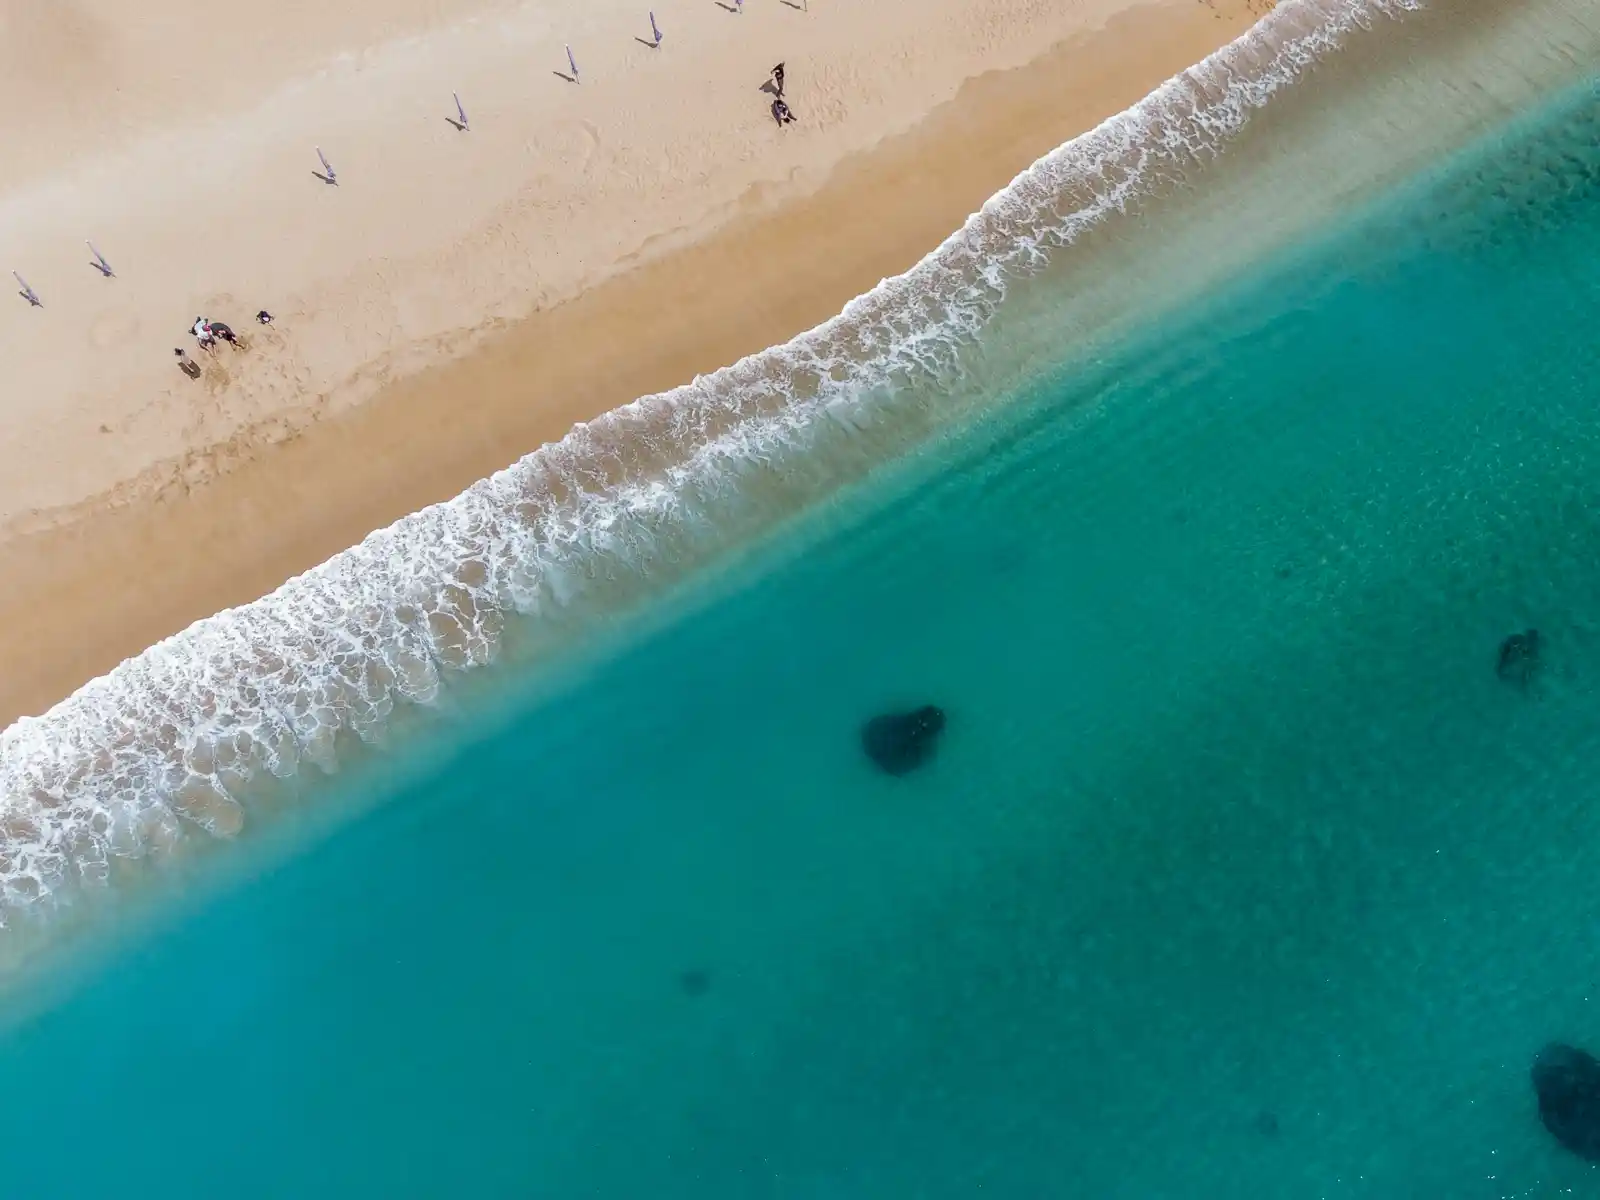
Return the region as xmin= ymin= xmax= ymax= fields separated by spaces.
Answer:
xmin=0 ymin=0 xmax=1418 ymax=934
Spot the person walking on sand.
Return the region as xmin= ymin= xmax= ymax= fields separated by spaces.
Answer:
xmin=771 ymin=62 xmax=785 ymax=96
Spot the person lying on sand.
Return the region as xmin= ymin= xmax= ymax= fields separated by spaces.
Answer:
xmin=771 ymin=98 xmax=796 ymax=127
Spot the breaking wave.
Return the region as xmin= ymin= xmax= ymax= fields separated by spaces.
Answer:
xmin=0 ymin=0 xmax=1417 ymax=939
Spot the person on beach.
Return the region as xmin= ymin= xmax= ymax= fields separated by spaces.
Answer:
xmin=772 ymin=63 xmax=785 ymax=96
xmin=209 ymin=320 xmax=242 ymax=349
xmin=771 ymin=97 xmax=796 ymax=127
xmin=174 ymin=347 xmax=201 ymax=378
xmin=191 ymin=317 xmax=217 ymax=353
xmin=256 ymin=310 xmax=274 ymax=326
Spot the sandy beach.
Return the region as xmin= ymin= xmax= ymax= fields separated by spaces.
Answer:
xmin=0 ymin=0 xmax=1262 ymax=724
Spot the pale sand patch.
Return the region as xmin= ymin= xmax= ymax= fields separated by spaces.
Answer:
xmin=0 ymin=0 xmax=1261 ymax=725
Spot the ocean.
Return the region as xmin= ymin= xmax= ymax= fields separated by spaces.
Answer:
xmin=2 ymin=1 xmax=1600 ymax=1196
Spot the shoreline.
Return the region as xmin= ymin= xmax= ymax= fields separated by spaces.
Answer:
xmin=1 ymin=0 xmax=1595 ymax=953
xmin=0 ymin=0 xmax=1259 ymax=726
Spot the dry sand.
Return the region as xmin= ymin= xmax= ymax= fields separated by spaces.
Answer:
xmin=0 ymin=0 xmax=1262 ymax=725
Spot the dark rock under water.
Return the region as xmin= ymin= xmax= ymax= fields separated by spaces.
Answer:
xmin=860 ymin=705 xmax=946 ymax=776
xmin=1497 ymin=629 xmax=1541 ymax=686
xmin=1532 ymin=1042 xmax=1600 ymax=1161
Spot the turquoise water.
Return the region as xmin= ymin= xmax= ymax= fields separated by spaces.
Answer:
xmin=4 ymin=75 xmax=1600 ymax=1200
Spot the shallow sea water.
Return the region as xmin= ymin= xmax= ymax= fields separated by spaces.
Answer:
xmin=2 ymin=71 xmax=1600 ymax=1200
